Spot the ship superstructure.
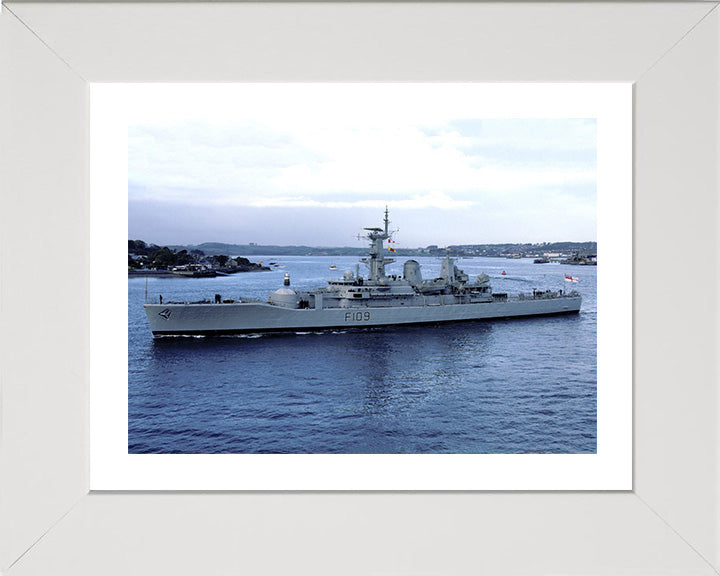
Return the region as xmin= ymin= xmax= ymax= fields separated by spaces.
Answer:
xmin=144 ymin=209 xmax=581 ymax=336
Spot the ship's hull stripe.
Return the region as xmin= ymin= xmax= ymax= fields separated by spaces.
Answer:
xmin=150 ymin=308 xmax=580 ymax=336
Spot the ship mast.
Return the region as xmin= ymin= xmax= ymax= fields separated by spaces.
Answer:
xmin=361 ymin=206 xmax=395 ymax=282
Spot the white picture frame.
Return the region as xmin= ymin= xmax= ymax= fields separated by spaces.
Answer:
xmin=2 ymin=2 xmax=719 ymax=574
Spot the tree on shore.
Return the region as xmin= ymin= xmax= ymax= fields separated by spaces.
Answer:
xmin=148 ymin=247 xmax=176 ymax=268
xmin=129 ymin=239 xmax=264 ymax=270
xmin=213 ymin=254 xmax=229 ymax=267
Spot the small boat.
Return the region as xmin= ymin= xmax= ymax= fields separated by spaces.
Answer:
xmin=172 ymin=270 xmax=217 ymax=278
xmin=329 ymin=265 xmax=338 ymax=270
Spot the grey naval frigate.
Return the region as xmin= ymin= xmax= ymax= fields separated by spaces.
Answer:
xmin=144 ymin=209 xmax=581 ymax=336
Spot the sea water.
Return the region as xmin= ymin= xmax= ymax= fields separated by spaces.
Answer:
xmin=128 ymin=256 xmax=596 ymax=454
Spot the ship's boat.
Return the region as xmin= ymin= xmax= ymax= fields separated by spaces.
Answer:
xmin=144 ymin=209 xmax=581 ymax=336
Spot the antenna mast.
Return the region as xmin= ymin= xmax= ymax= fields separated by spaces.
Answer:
xmin=360 ymin=207 xmax=394 ymax=281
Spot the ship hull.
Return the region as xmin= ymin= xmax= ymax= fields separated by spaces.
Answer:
xmin=144 ymin=296 xmax=582 ymax=336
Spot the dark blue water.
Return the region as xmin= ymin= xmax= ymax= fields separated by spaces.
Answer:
xmin=129 ymin=256 xmax=596 ymax=454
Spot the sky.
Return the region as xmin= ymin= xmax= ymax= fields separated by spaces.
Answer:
xmin=127 ymin=85 xmax=597 ymax=248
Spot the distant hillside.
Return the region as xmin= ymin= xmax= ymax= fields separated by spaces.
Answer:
xmin=168 ymin=242 xmax=366 ymax=257
xmin=168 ymin=241 xmax=597 ymax=258
xmin=447 ymin=241 xmax=597 ymax=258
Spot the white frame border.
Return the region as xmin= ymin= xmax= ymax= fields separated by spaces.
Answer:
xmin=2 ymin=2 xmax=719 ymax=574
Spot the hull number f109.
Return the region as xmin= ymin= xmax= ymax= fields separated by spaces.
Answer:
xmin=345 ymin=311 xmax=371 ymax=322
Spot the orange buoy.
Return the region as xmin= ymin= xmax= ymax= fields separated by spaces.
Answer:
xmin=501 ymin=270 xmax=506 ymax=275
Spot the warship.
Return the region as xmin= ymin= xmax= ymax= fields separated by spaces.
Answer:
xmin=144 ymin=209 xmax=581 ymax=336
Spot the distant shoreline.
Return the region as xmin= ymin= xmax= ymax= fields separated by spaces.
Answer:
xmin=164 ymin=242 xmax=598 ymax=259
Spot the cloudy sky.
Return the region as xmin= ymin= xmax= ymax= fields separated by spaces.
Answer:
xmin=127 ymin=85 xmax=596 ymax=248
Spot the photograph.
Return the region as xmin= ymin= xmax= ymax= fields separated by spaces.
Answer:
xmin=126 ymin=84 xmax=598 ymax=455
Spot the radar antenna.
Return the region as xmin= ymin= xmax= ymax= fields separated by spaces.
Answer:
xmin=356 ymin=207 xmax=397 ymax=281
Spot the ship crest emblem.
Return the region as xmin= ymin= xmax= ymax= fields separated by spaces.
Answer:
xmin=158 ymin=308 xmax=172 ymax=320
